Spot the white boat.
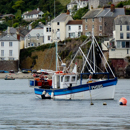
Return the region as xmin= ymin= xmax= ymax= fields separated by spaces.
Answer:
xmin=30 ymin=30 xmax=118 ymax=100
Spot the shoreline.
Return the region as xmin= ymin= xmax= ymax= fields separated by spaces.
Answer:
xmin=0 ymin=73 xmax=34 ymax=79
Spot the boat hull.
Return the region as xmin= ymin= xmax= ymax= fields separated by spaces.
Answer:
xmin=34 ymin=78 xmax=117 ymax=100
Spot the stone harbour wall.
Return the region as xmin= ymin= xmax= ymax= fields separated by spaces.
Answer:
xmin=0 ymin=60 xmax=18 ymax=72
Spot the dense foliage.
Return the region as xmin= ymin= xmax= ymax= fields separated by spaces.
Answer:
xmin=73 ymin=6 xmax=89 ymax=20
xmin=0 ymin=0 xmax=67 ymax=30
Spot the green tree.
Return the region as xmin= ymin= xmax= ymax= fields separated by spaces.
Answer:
xmin=73 ymin=6 xmax=89 ymax=20
xmin=12 ymin=0 xmax=25 ymax=11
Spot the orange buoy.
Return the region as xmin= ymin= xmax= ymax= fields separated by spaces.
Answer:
xmin=119 ymin=97 xmax=127 ymax=105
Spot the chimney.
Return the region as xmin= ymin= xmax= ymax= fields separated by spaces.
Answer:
xmin=37 ymin=8 xmax=39 ymax=11
xmin=7 ymin=27 xmax=10 ymax=34
xmin=66 ymin=10 xmax=70 ymax=15
xmin=16 ymin=32 xmax=20 ymax=41
xmin=90 ymin=5 xmax=93 ymax=10
xmin=111 ymin=4 xmax=115 ymax=12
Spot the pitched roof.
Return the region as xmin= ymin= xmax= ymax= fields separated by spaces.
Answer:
xmin=4 ymin=27 xmax=17 ymax=34
xmin=96 ymin=8 xmax=125 ymax=17
xmin=24 ymin=9 xmax=42 ymax=15
xmin=67 ymin=20 xmax=82 ymax=25
xmin=82 ymin=9 xmax=102 ymax=19
xmin=0 ymin=34 xmax=18 ymax=41
xmin=52 ymin=13 xmax=73 ymax=22
xmin=114 ymin=15 xmax=130 ymax=25
xmin=82 ymin=8 xmax=125 ymax=19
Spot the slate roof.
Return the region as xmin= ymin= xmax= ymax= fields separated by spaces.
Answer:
xmin=96 ymin=8 xmax=125 ymax=17
xmin=4 ymin=27 xmax=17 ymax=34
xmin=24 ymin=10 xmax=42 ymax=16
xmin=0 ymin=34 xmax=18 ymax=41
xmin=52 ymin=13 xmax=72 ymax=22
xmin=82 ymin=9 xmax=102 ymax=19
xmin=67 ymin=20 xmax=82 ymax=25
xmin=114 ymin=15 xmax=130 ymax=25
xmin=82 ymin=8 xmax=125 ymax=19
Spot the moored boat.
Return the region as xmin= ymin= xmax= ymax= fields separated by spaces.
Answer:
xmin=30 ymin=30 xmax=118 ymax=100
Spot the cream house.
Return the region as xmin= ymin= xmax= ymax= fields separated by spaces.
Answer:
xmin=109 ymin=15 xmax=130 ymax=59
xmin=51 ymin=13 xmax=73 ymax=42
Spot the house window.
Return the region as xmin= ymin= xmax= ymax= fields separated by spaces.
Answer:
xmin=48 ymin=36 xmax=51 ymax=40
xmin=99 ymin=33 xmax=102 ymax=36
xmin=78 ymin=32 xmax=81 ymax=37
xmin=57 ymin=22 xmax=60 ymax=25
xmin=92 ymin=25 xmax=94 ymax=29
xmin=117 ymin=41 xmax=121 ymax=48
xmin=127 ymin=49 xmax=129 ymax=54
xmin=9 ymin=42 xmax=12 ymax=46
xmin=120 ymin=25 xmax=122 ymax=31
xmin=127 ymin=33 xmax=130 ymax=39
xmin=28 ymin=34 xmax=31 ymax=39
xmin=9 ymin=50 xmax=13 ymax=56
xmin=28 ymin=43 xmax=30 ymax=46
xmin=69 ymin=33 xmax=75 ymax=38
xmin=1 ymin=50 xmax=4 ymax=56
xmin=127 ymin=25 xmax=130 ymax=31
xmin=1 ymin=42 xmax=4 ymax=46
xmin=92 ymin=18 xmax=94 ymax=22
xmin=99 ymin=25 xmax=102 ymax=31
xmin=85 ymin=18 xmax=87 ymax=22
xmin=36 ymin=33 xmax=40 ymax=40
xmin=99 ymin=17 xmax=101 ymax=22
xmin=120 ymin=33 xmax=123 ymax=39
xmin=79 ymin=26 xmax=81 ymax=30
xmin=38 ymin=43 xmax=40 ymax=46
xmin=46 ymin=28 xmax=49 ymax=32
xmin=85 ymin=25 xmax=87 ymax=30
xmin=68 ymin=26 xmax=71 ymax=30
xmin=49 ymin=28 xmax=51 ymax=32
xmin=126 ymin=41 xmax=130 ymax=48
xmin=122 ymin=41 xmax=125 ymax=48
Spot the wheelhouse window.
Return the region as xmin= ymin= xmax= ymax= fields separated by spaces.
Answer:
xmin=65 ymin=76 xmax=70 ymax=82
xmin=71 ymin=76 xmax=76 ymax=82
xmin=9 ymin=42 xmax=12 ymax=46
xmin=120 ymin=33 xmax=123 ymax=39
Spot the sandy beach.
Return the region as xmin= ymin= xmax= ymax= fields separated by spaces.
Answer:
xmin=0 ymin=72 xmax=34 ymax=79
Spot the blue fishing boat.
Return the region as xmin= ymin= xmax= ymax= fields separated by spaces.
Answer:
xmin=30 ymin=30 xmax=118 ymax=100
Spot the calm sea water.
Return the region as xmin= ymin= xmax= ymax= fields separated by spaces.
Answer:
xmin=0 ymin=79 xmax=130 ymax=130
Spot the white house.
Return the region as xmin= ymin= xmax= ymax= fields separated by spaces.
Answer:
xmin=66 ymin=20 xmax=82 ymax=38
xmin=0 ymin=34 xmax=20 ymax=61
xmin=109 ymin=15 xmax=130 ymax=59
xmin=51 ymin=12 xmax=73 ymax=42
xmin=22 ymin=8 xmax=44 ymax=21
xmin=77 ymin=0 xmax=88 ymax=10
xmin=43 ymin=22 xmax=52 ymax=44
xmin=67 ymin=0 xmax=88 ymax=15
xmin=24 ymin=24 xmax=44 ymax=48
